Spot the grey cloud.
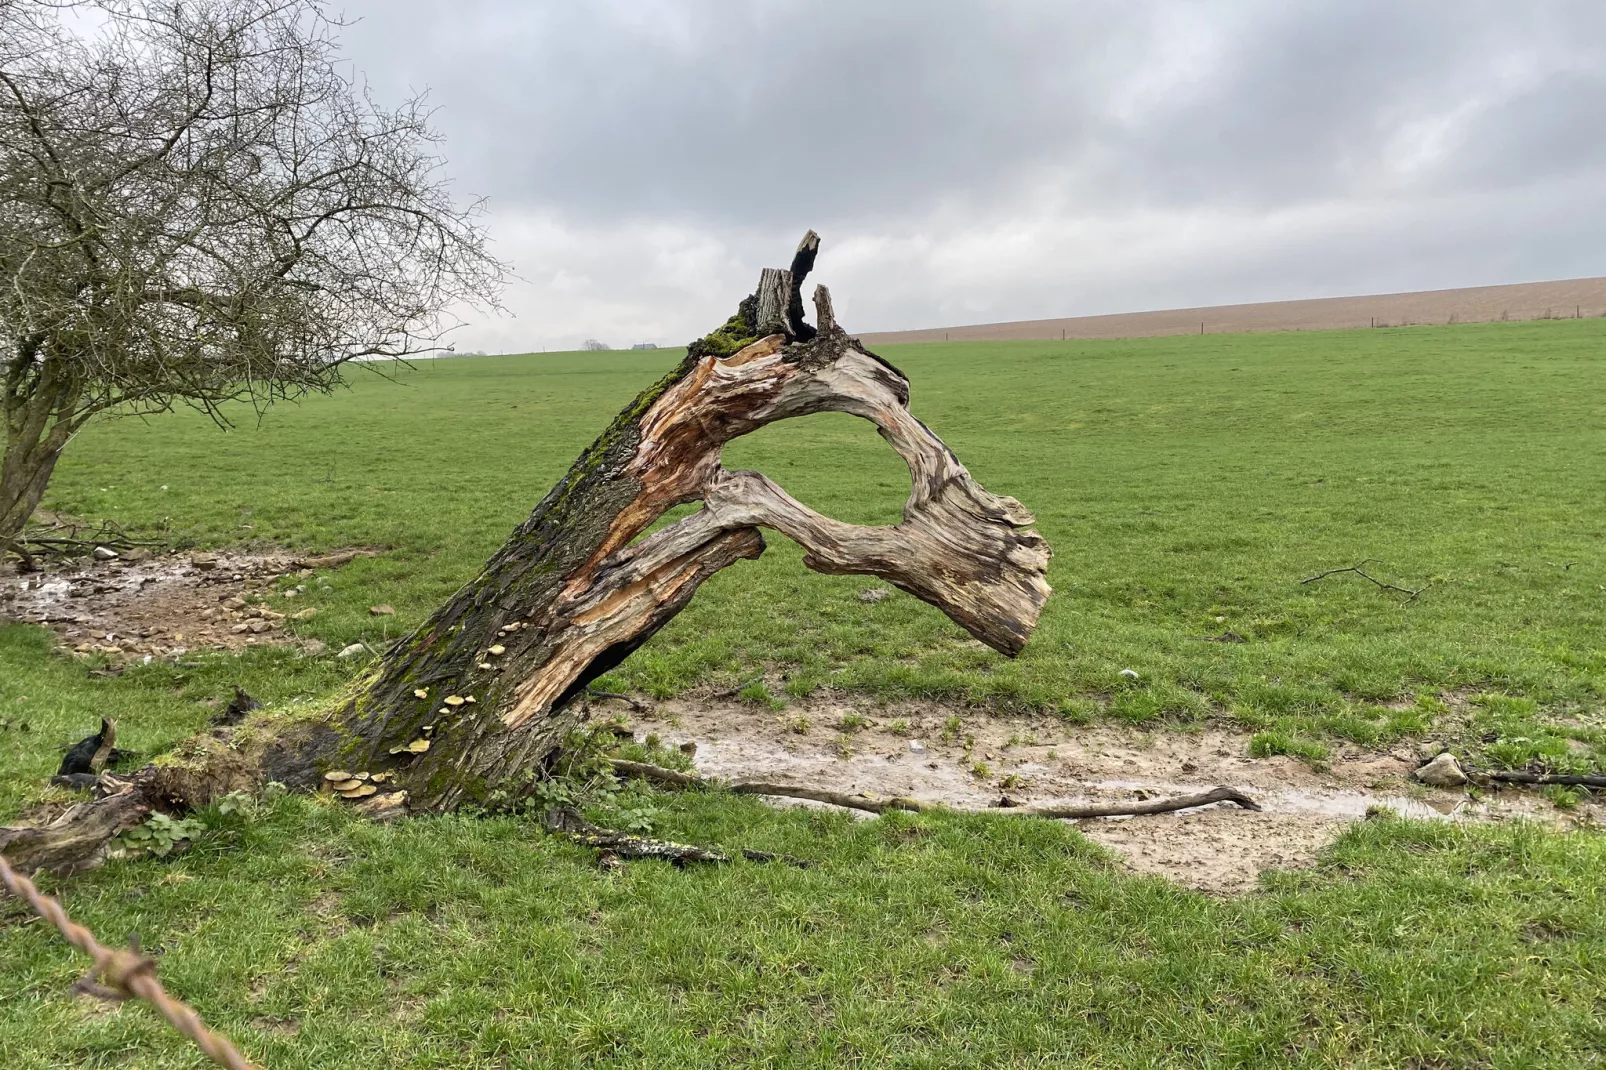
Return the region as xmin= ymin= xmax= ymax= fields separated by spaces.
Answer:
xmin=330 ymin=1 xmax=1606 ymax=347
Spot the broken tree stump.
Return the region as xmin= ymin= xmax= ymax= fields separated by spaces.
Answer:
xmin=1 ymin=231 xmax=1052 ymax=871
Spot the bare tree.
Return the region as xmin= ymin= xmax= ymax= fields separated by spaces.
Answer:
xmin=581 ymin=339 xmax=611 ymax=351
xmin=0 ymin=0 xmax=503 ymax=560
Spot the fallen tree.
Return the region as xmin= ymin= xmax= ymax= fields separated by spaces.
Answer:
xmin=2 ymin=233 xmax=1055 ymax=873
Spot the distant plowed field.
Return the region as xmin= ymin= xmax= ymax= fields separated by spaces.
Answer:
xmin=859 ymin=276 xmax=1606 ymax=345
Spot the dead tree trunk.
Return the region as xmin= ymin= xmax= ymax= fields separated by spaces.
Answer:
xmin=3 ymin=233 xmax=1052 ymax=866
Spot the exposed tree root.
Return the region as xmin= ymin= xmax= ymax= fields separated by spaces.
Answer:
xmin=607 ymin=759 xmax=1261 ymax=818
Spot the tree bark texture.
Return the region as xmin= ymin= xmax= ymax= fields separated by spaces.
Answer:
xmin=2 ymin=347 xmax=84 ymax=553
xmin=3 ymin=234 xmax=1053 ymax=865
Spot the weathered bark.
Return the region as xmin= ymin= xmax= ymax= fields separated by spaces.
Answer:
xmin=1 ymin=347 xmax=84 ymax=558
xmin=2 ymin=233 xmax=1053 ymax=868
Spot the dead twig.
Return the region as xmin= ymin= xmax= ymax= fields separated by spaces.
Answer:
xmin=0 ymin=851 xmax=261 ymax=1070
xmin=607 ymin=759 xmax=1260 ymax=818
xmin=1300 ymin=560 xmax=1430 ymax=603
xmin=586 ymin=689 xmax=652 ymax=713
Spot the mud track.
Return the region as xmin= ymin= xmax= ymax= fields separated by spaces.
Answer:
xmin=607 ymin=696 xmax=1598 ymax=894
xmin=1 ymin=550 xmax=366 ymax=659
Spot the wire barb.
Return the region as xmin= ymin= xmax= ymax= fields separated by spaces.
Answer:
xmin=0 ymin=851 xmax=263 ymax=1070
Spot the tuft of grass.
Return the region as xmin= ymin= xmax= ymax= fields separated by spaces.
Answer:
xmin=1249 ymin=729 xmax=1332 ymax=766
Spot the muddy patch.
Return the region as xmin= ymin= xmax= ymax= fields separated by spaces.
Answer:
xmin=605 ymin=696 xmax=1595 ymax=894
xmin=0 ymin=549 xmax=376 ymax=659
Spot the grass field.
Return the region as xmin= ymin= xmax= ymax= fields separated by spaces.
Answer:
xmin=3 ymin=320 xmax=1606 ymax=1067
xmin=18 ymin=319 xmax=1606 ymax=769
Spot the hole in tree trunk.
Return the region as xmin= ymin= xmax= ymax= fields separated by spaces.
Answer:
xmin=720 ymin=412 xmax=911 ymax=527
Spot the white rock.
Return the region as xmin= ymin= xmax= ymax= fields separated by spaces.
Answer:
xmin=1414 ymin=752 xmax=1468 ymax=788
xmin=1118 ymin=668 xmax=1140 ymax=680
xmin=336 ymin=643 xmax=366 ymax=659
xmin=92 ymin=546 xmax=119 ymax=561
xmin=909 ymin=740 xmax=927 ymax=755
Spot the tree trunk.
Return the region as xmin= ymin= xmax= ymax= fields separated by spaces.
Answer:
xmin=1 ymin=348 xmax=83 ymax=560
xmin=3 ymin=234 xmax=1054 ymax=866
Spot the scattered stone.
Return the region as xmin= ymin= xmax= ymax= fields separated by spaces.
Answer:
xmin=192 ymin=555 xmax=219 ymax=571
xmin=858 ymin=588 xmax=889 ymax=603
xmin=909 ymin=740 xmax=926 ymax=755
xmin=92 ymin=546 xmax=119 ymax=561
xmin=369 ymin=604 xmax=395 ymax=616
xmin=1119 ymin=669 xmax=1140 ymax=680
xmin=292 ymin=608 xmax=317 ymax=621
xmin=230 ymin=622 xmax=252 ymax=634
xmin=222 ymin=596 xmax=247 ymax=610
xmin=1414 ymin=752 xmax=1468 ymax=788
xmin=247 ymin=619 xmax=273 ymax=634
xmin=679 ymin=741 xmax=697 ymax=757
xmin=1416 ymin=742 xmax=1447 ymax=762
xmin=336 ymin=643 xmax=366 ymax=659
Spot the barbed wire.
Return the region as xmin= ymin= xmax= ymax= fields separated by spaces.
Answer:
xmin=0 ymin=850 xmax=262 ymax=1070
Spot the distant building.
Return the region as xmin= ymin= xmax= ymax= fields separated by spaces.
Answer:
xmin=631 ymin=342 xmax=658 ymax=350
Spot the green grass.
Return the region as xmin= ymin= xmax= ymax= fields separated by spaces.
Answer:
xmin=4 ymin=321 xmax=1606 ymax=1067
xmin=1 ymin=795 xmax=1603 ymax=1068
xmin=20 ymin=319 xmax=1606 ymax=771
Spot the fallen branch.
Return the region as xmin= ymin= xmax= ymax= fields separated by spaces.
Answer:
xmin=1484 ymin=770 xmax=1606 ymax=788
xmin=586 ymin=689 xmax=652 ymax=713
xmin=543 ymin=806 xmax=809 ymax=867
xmin=290 ymin=548 xmax=380 ymax=570
xmin=608 ymin=759 xmax=1260 ymax=818
xmin=1300 ymin=560 xmax=1429 ymax=603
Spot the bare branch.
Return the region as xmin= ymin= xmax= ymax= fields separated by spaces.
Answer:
xmin=1299 ymin=560 xmax=1430 ymax=603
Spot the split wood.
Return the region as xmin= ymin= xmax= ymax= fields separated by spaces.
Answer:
xmin=0 ymin=850 xmax=261 ymax=1070
xmin=1300 ymin=560 xmax=1429 ymax=603
xmin=608 ymin=760 xmax=1261 ymax=818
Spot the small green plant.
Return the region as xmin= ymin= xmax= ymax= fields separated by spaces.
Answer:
xmin=839 ymin=712 xmax=869 ymax=731
xmin=784 ymin=714 xmax=811 ymax=735
xmin=886 ymin=719 xmax=910 ymax=736
xmin=940 ymin=715 xmax=962 ymax=743
xmin=616 ymin=804 xmax=661 ymax=833
xmin=833 ymin=733 xmax=855 ymax=759
xmin=1000 ymin=773 xmax=1025 ymax=790
xmin=1249 ymin=730 xmax=1330 ymax=766
xmin=1542 ymin=784 xmax=1585 ymax=810
xmin=114 ymin=812 xmax=203 ymax=858
xmin=739 ymin=681 xmax=785 ymax=710
xmin=970 ymin=761 xmax=991 ymax=779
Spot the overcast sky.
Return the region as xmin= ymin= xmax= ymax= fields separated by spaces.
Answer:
xmin=335 ymin=0 xmax=1606 ymax=353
